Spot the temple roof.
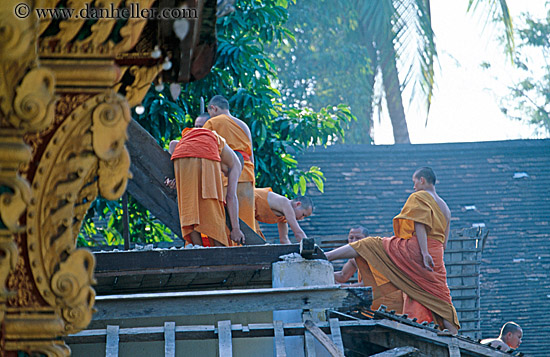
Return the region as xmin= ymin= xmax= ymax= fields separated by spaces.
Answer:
xmin=258 ymin=138 xmax=550 ymax=356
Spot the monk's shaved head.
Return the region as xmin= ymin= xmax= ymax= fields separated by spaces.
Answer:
xmin=350 ymin=225 xmax=368 ymax=236
xmin=414 ymin=167 xmax=436 ymax=185
xmin=209 ymin=95 xmax=230 ymax=110
xmin=501 ymin=322 xmax=521 ymax=336
xmin=292 ymin=195 xmax=314 ymax=212
xmin=195 ymin=113 xmax=210 ymax=128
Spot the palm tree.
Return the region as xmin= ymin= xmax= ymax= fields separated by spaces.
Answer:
xmin=358 ymin=0 xmax=514 ymax=143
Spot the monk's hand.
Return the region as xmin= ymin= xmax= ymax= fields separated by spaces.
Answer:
xmin=230 ymin=228 xmax=245 ymax=245
xmin=164 ymin=177 xmax=176 ymax=189
xmin=422 ymin=253 xmax=435 ymax=272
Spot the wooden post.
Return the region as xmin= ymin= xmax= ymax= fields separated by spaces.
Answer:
xmin=328 ymin=318 xmax=345 ymax=355
xmin=274 ymin=320 xmax=287 ymax=357
xmin=304 ymin=320 xmax=344 ymax=357
xmin=218 ymin=320 xmax=232 ymax=357
xmin=164 ymin=321 xmax=175 ymax=357
xmin=106 ymin=325 xmax=119 ymax=357
xmin=304 ymin=330 xmax=316 ymax=357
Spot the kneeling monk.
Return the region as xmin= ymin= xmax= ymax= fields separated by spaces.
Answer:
xmin=326 ymin=167 xmax=460 ymax=334
xmin=169 ymin=128 xmax=245 ymax=246
xmin=254 ymin=187 xmax=313 ymax=244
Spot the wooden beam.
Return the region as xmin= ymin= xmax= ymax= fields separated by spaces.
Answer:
xmin=369 ymin=346 xmax=420 ymax=357
xmin=94 ymin=244 xmax=300 ymax=276
xmin=93 ymin=286 xmax=373 ymax=321
xmin=126 ymin=119 xmax=181 ymax=238
xmin=304 ymin=320 xmax=344 ymax=357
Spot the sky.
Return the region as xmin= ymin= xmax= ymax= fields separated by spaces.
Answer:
xmin=373 ymin=1 xmax=549 ymax=145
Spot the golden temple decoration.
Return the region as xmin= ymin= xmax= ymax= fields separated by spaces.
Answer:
xmin=2 ymin=0 xmax=218 ymax=353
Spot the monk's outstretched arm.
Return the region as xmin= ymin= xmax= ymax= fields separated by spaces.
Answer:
xmin=326 ymin=245 xmax=358 ymax=261
xmin=269 ymin=194 xmax=307 ymax=242
xmin=415 ymin=222 xmax=434 ymax=272
xmin=281 ymin=204 xmax=307 ymax=243
xmin=277 ymin=222 xmax=291 ymax=244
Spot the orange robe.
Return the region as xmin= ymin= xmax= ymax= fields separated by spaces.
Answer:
xmin=171 ymin=129 xmax=229 ymax=246
xmin=203 ymin=115 xmax=256 ymax=232
xmin=253 ymin=187 xmax=286 ymax=238
xmin=351 ymin=191 xmax=460 ymax=330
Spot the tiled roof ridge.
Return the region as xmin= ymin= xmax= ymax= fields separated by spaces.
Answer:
xmin=303 ymin=138 xmax=550 ymax=154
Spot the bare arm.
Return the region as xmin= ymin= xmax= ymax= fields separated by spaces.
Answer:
xmin=277 ymin=222 xmax=291 ymax=244
xmin=334 ymin=259 xmax=358 ymax=284
xmin=168 ymin=140 xmax=179 ymax=155
xmin=220 ymin=145 xmax=245 ymax=244
xmin=276 ymin=197 xmax=307 ymax=242
xmin=267 ymin=193 xmax=308 ymax=242
xmin=415 ymin=221 xmax=434 ymax=272
xmin=443 ymin=220 xmax=450 ymax=251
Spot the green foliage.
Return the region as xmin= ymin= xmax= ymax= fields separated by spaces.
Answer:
xmin=501 ymin=6 xmax=550 ymax=134
xmin=271 ymin=0 xmax=375 ymax=144
xmin=78 ymin=0 xmax=354 ymax=246
xmin=78 ymin=195 xmax=175 ymax=247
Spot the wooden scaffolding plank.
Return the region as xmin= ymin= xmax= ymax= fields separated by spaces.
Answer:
xmin=273 ymin=320 xmax=286 ymax=357
xmin=304 ymin=330 xmax=316 ymax=357
xmin=106 ymin=325 xmax=119 ymax=357
xmin=164 ymin=322 xmax=175 ymax=357
xmin=304 ymin=320 xmax=344 ymax=357
xmin=218 ymin=320 xmax=233 ymax=357
xmin=328 ymin=318 xmax=345 ymax=355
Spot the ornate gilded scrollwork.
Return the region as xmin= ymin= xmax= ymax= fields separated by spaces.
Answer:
xmin=26 ymin=92 xmax=130 ymax=334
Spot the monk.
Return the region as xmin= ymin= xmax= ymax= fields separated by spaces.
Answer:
xmin=203 ymin=95 xmax=256 ymax=232
xmin=481 ymin=322 xmax=523 ymax=352
xmin=333 ymin=226 xmax=404 ymax=313
xmin=169 ymin=127 xmax=244 ymax=247
xmin=326 ymin=167 xmax=460 ymax=334
xmin=254 ymin=187 xmax=313 ymax=244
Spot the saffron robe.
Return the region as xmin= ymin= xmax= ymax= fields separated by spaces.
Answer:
xmin=203 ymin=115 xmax=256 ymax=232
xmin=171 ymin=129 xmax=229 ymax=246
xmin=253 ymin=187 xmax=286 ymax=239
xmin=350 ymin=191 xmax=460 ymax=330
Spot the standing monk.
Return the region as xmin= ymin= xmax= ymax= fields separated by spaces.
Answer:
xmin=326 ymin=167 xmax=460 ymax=334
xmin=169 ymin=127 xmax=245 ymax=247
xmin=203 ymin=95 xmax=256 ymax=232
xmin=254 ymin=187 xmax=313 ymax=244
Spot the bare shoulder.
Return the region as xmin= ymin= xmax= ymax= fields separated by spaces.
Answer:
xmin=232 ymin=116 xmax=252 ymax=135
xmin=433 ymin=193 xmax=451 ymax=220
xmin=480 ymin=338 xmax=509 ymax=351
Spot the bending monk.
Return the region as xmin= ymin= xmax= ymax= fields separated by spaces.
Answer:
xmin=254 ymin=187 xmax=313 ymax=244
xmin=169 ymin=127 xmax=244 ymax=247
xmin=203 ymin=95 xmax=256 ymax=232
xmin=326 ymin=167 xmax=460 ymax=334
xmin=481 ymin=322 xmax=523 ymax=352
xmin=333 ymin=226 xmax=404 ymax=313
